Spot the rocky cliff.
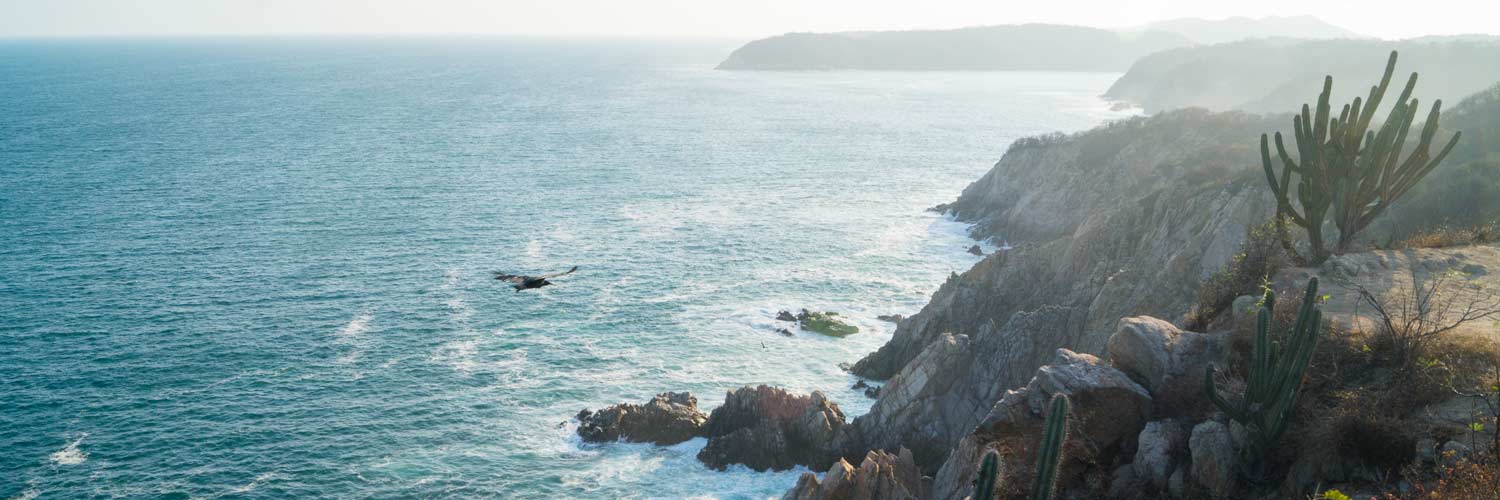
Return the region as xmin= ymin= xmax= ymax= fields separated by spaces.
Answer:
xmin=832 ymin=109 xmax=1287 ymax=475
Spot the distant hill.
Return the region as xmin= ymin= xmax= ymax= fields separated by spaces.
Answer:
xmin=716 ymin=24 xmax=1192 ymax=71
xmin=1104 ymin=37 xmax=1500 ymax=113
xmin=716 ymin=16 xmax=1366 ymax=72
xmin=1128 ymin=15 xmax=1366 ymax=45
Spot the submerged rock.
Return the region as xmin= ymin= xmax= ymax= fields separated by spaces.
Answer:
xmin=697 ymin=385 xmax=847 ymax=472
xmin=575 ymin=392 xmax=708 ymax=446
xmin=967 ymin=244 xmax=984 ymax=256
xmin=777 ymin=310 xmax=799 ymax=322
xmin=876 ymin=314 xmax=905 ymax=323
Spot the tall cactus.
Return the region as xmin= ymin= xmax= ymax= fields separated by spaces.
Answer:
xmin=1206 ymin=278 xmax=1323 ymax=463
xmin=1030 ymin=394 xmax=1071 ymax=500
xmin=970 ymin=395 xmax=1071 ymax=500
xmin=1261 ymin=50 xmax=1461 ymax=264
xmin=974 ymin=449 xmax=1001 ymax=500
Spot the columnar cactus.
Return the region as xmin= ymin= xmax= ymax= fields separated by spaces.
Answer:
xmin=1030 ymin=394 xmax=1071 ymax=500
xmin=1206 ymin=278 xmax=1322 ymax=461
xmin=1261 ymin=51 xmax=1461 ymax=264
xmin=974 ymin=448 xmax=1001 ymax=500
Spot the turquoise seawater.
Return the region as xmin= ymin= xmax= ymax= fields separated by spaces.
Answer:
xmin=0 ymin=38 xmax=1130 ymax=499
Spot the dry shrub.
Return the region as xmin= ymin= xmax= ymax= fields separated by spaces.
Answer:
xmin=1395 ymin=220 xmax=1500 ymax=249
xmin=1187 ymin=218 xmax=1293 ymax=330
xmin=1394 ymin=457 xmax=1500 ymax=500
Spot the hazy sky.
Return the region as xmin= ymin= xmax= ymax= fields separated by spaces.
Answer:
xmin=1 ymin=0 xmax=1496 ymax=40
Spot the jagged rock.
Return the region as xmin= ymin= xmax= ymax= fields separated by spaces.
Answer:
xmin=784 ymin=458 xmax=857 ymax=500
xmin=575 ymin=392 xmax=708 ymax=446
xmin=844 ymin=307 xmax=1093 ymax=473
xmin=876 ymin=314 xmax=905 ymax=323
xmin=784 ymin=449 xmax=926 ymax=500
xmin=967 ymin=244 xmax=984 ymax=256
xmin=778 ymin=328 xmax=796 ymax=337
xmin=1107 ymin=317 xmax=1224 ymax=412
xmin=926 ymin=349 xmax=1151 ymax=500
xmin=1133 ymin=420 xmax=1186 ymax=489
xmin=777 ymin=310 xmax=799 ymax=322
xmin=697 ymin=385 xmax=846 ymax=472
xmin=851 ymin=380 xmax=880 ymax=399
xmin=1189 ymin=421 xmax=1236 ymax=498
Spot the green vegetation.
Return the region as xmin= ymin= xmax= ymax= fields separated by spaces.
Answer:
xmin=970 ymin=394 xmax=1070 ymax=500
xmin=1207 ymin=278 xmax=1322 ymax=476
xmin=1187 ymin=219 xmax=1294 ymax=330
xmin=975 ymin=449 xmax=1001 ymax=500
xmin=1030 ymin=394 xmax=1070 ymax=500
xmin=1260 ymin=51 xmax=1461 ymax=264
xmin=796 ymin=310 xmax=859 ymax=337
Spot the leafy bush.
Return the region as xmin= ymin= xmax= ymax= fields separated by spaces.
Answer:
xmin=1186 ymin=218 xmax=1293 ymax=330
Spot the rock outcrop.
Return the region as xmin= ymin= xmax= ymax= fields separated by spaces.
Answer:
xmin=575 ymin=392 xmax=708 ymax=446
xmin=837 ymin=110 xmax=1276 ymax=476
xmin=783 ymin=448 xmax=926 ymax=500
xmin=929 ymin=349 xmax=1152 ymax=500
xmin=697 ymin=385 xmax=846 ymax=472
xmin=1107 ymin=316 xmax=1226 ymax=413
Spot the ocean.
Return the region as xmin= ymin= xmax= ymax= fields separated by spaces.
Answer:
xmin=0 ymin=37 xmax=1131 ymax=499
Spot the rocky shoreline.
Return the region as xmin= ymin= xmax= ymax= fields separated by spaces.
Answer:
xmin=572 ymin=106 xmax=1500 ymax=499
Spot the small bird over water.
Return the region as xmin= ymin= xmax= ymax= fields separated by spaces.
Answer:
xmin=493 ymin=266 xmax=578 ymax=292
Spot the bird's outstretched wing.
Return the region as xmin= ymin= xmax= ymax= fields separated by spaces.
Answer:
xmin=492 ymin=272 xmax=524 ymax=284
xmin=539 ymin=266 xmax=578 ymax=279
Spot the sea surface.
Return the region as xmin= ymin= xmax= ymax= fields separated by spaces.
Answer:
xmin=0 ymin=37 xmax=1131 ymax=499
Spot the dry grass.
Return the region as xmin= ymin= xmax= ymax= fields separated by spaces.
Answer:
xmin=1395 ymin=221 xmax=1500 ymax=249
xmin=1380 ymin=457 xmax=1500 ymax=499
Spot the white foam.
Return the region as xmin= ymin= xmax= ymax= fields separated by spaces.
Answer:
xmin=6 ymin=488 xmax=39 ymax=500
xmin=335 ymin=311 xmax=372 ymax=340
xmin=49 ymin=434 xmax=87 ymax=465
xmin=227 ymin=472 xmax=278 ymax=494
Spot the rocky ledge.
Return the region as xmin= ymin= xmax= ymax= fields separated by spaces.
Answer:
xmin=575 ymin=392 xmax=707 ymax=446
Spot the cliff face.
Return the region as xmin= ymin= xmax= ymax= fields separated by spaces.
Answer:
xmin=840 ymin=109 xmax=1281 ymax=470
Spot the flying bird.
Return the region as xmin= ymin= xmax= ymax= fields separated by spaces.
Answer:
xmin=493 ymin=266 xmax=578 ymax=292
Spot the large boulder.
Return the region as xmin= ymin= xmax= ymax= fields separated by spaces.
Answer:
xmin=1132 ymin=419 xmax=1187 ymax=490
xmin=785 ymin=449 xmax=925 ymax=500
xmin=1189 ymin=421 xmax=1237 ymax=498
xmin=697 ymin=385 xmax=846 ymax=471
xmin=928 ymin=349 xmax=1152 ymax=500
xmin=575 ymin=392 xmax=707 ymax=445
xmin=1107 ymin=316 xmax=1225 ymax=413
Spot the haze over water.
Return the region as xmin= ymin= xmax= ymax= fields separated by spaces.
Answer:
xmin=0 ymin=38 xmax=1131 ymax=498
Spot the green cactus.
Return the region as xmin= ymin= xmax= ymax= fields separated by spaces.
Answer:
xmin=1030 ymin=394 xmax=1070 ymax=500
xmin=1261 ymin=50 xmax=1461 ymax=264
xmin=974 ymin=448 xmax=1001 ymax=500
xmin=1206 ymin=277 xmax=1323 ymax=467
xmin=971 ymin=395 xmax=1071 ymax=500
